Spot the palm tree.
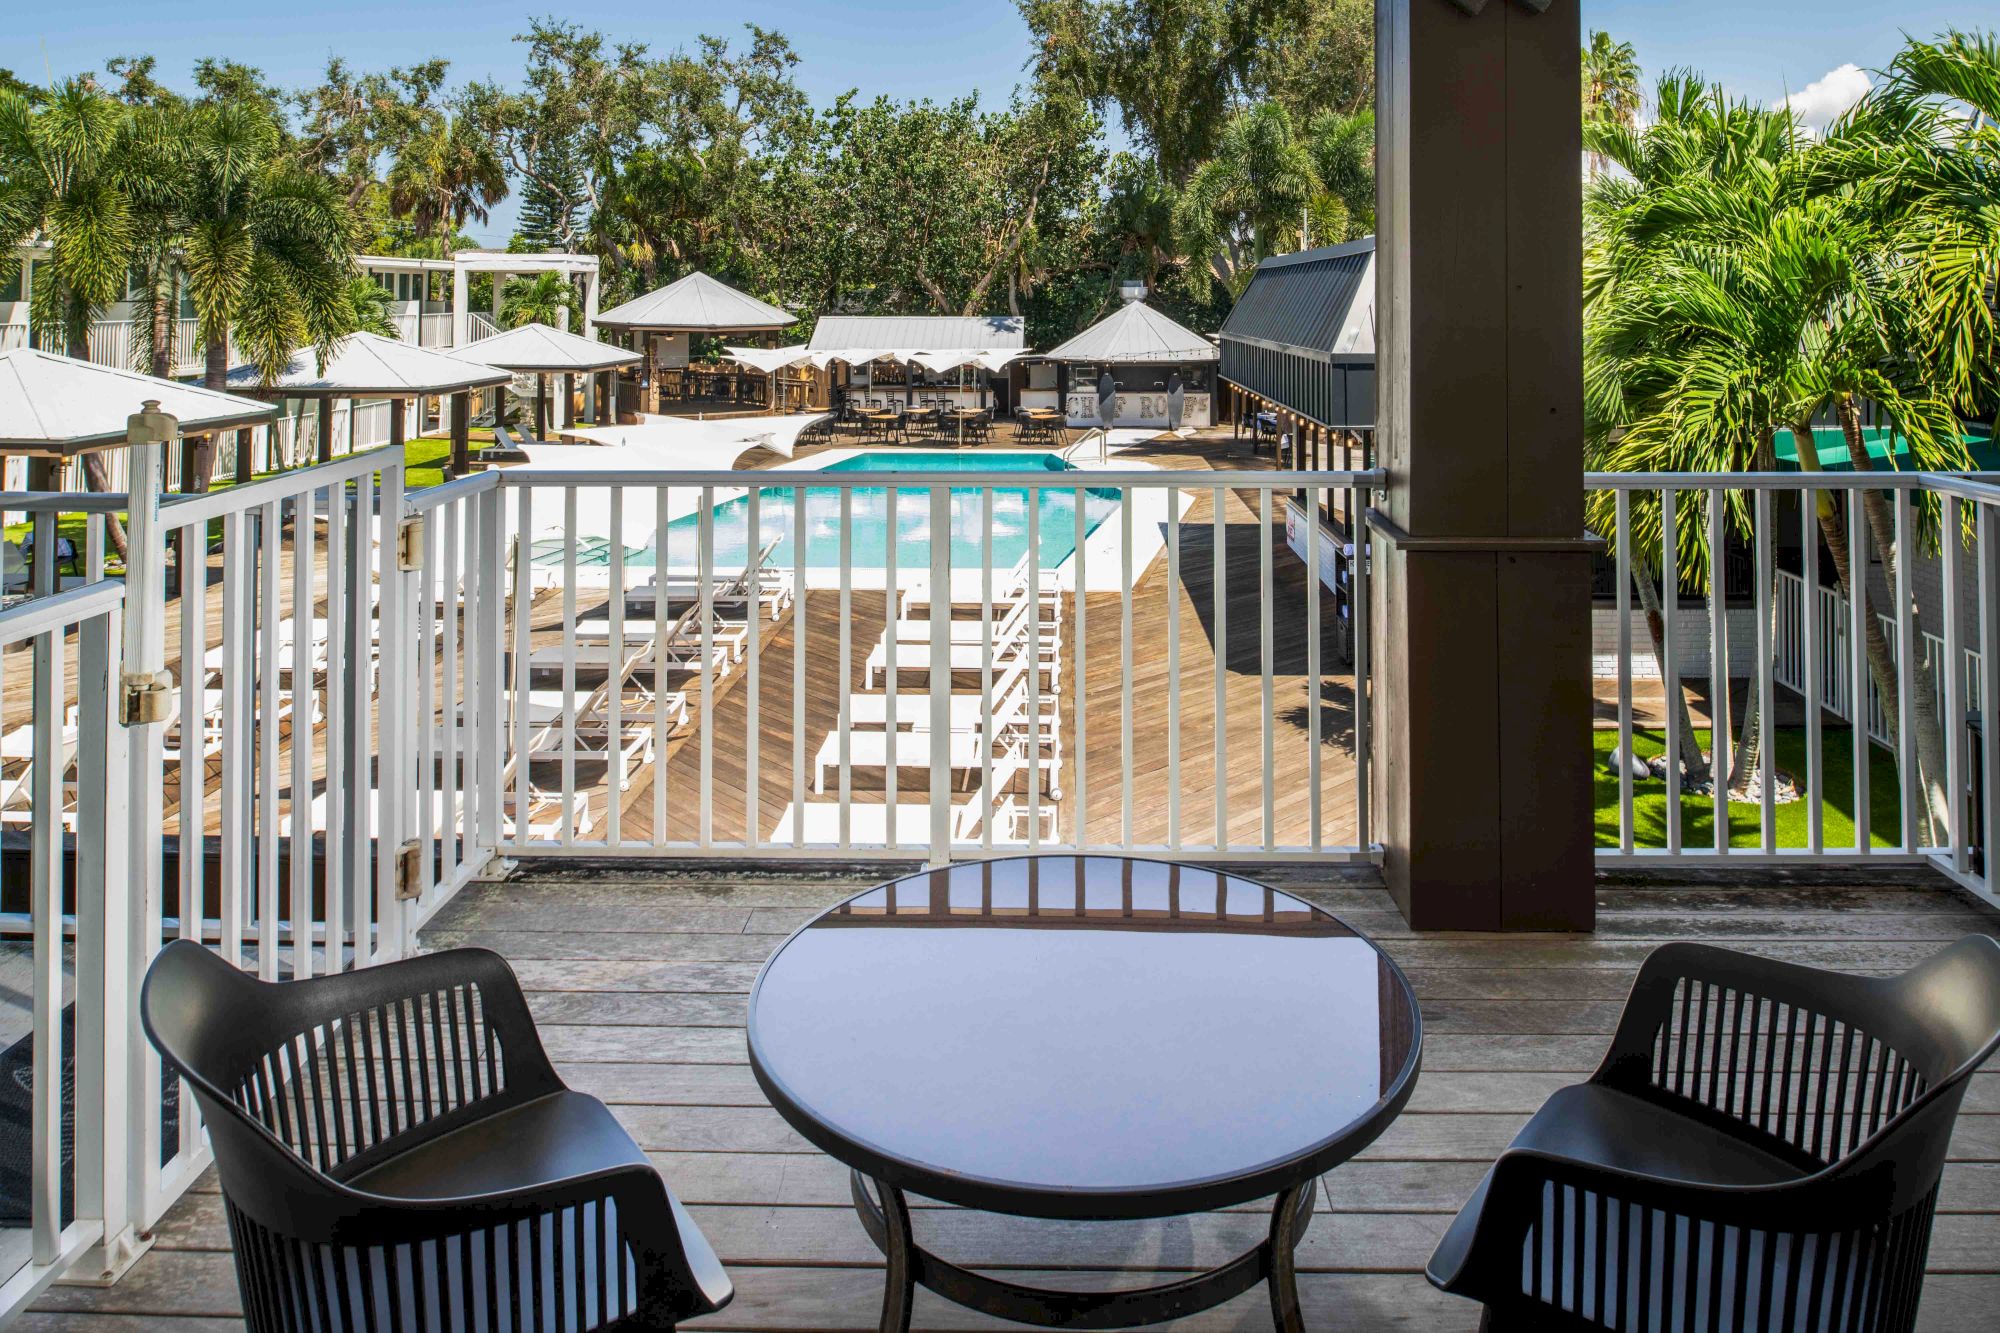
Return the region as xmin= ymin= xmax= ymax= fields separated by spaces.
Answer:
xmin=0 ymin=79 xmax=134 ymax=514
xmin=1586 ymin=72 xmax=1970 ymax=839
xmin=1584 ymin=76 xmax=1791 ymax=792
xmin=176 ymin=97 xmax=355 ymax=490
xmin=1174 ymin=102 xmax=1321 ymax=298
xmin=499 ymin=271 xmax=577 ymax=436
xmin=341 ymin=275 xmax=398 ymax=338
xmin=1582 ymin=32 xmax=1643 ymax=177
xmin=386 ymin=113 xmax=507 ymax=247
xmin=499 ymin=270 xmax=577 ymax=328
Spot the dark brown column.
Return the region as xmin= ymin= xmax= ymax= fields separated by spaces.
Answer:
xmin=390 ymin=396 xmax=407 ymax=458
xmin=449 ymin=391 xmax=471 ymax=477
xmin=1372 ymin=0 xmax=1596 ymax=931
xmin=562 ymin=372 xmax=576 ymax=428
xmin=317 ymin=395 xmax=335 ymax=464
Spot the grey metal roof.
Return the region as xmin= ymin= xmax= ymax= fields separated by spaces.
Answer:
xmin=0 ymin=348 xmax=278 ymax=453
xmin=807 ymin=314 xmax=1025 ymax=353
xmin=226 ymin=332 xmax=512 ymax=397
xmin=448 ymin=322 xmax=640 ymax=373
xmin=1218 ymin=237 xmax=1374 ymax=358
xmin=595 ymin=271 xmax=795 ymax=332
xmin=1041 ymin=302 xmax=1217 ymax=363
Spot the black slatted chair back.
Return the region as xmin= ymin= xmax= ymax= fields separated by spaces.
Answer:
xmin=142 ymin=940 xmax=730 ymax=1332
xmin=1429 ymin=935 xmax=2000 ymax=1333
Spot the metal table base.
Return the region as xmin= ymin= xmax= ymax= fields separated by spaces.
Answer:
xmin=850 ymin=1171 xmax=1316 ymax=1332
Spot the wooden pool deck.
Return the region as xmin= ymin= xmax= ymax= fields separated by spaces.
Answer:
xmin=23 ymin=864 xmax=2000 ymax=1331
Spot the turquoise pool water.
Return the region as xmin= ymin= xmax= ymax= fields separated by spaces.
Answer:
xmin=541 ymin=452 xmax=1120 ymax=574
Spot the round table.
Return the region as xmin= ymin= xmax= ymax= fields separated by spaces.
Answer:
xmin=747 ymin=855 xmax=1422 ymax=1331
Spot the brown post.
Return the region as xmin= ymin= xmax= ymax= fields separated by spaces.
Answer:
xmin=317 ymin=395 xmax=335 ymax=464
xmin=1372 ymin=0 xmax=1595 ymax=931
xmin=389 ymin=396 xmax=407 ymax=461
xmin=562 ymin=372 xmax=576 ymax=429
xmin=642 ymin=333 xmax=659 ymax=413
xmin=449 ymin=391 xmax=471 ymax=477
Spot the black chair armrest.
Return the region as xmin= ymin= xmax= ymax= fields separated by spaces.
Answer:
xmin=1441 ymin=1146 xmax=1895 ymax=1292
xmin=333 ymin=1161 xmax=719 ymax=1323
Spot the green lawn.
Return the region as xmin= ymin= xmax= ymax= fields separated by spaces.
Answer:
xmin=1596 ymin=727 xmax=1904 ymax=849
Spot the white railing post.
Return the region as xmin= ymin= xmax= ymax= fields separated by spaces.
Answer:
xmin=474 ymin=482 xmax=506 ymax=862
xmin=376 ymin=458 xmax=409 ymax=958
xmin=929 ymin=486 xmax=952 ymax=862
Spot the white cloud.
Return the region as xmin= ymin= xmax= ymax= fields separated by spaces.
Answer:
xmin=1784 ymin=64 xmax=1872 ymax=133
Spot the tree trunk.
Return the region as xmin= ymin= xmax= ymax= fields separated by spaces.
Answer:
xmin=78 ymin=453 xmax=130 ymax=561
xmin=149 ymin=275 xmax=172 ymax=381
xmin=62 ymin=304 xmax=131 ymax=558
xmin=1727 ymin=441 xmax=1781 ymax=798
xmin=1634 ymin=565 xmax=1710 ymax=783
xmin=196 ymin=335 xmax=228 ymax=493
xmin=1832 ymin=399 xmax=1954 ymax=844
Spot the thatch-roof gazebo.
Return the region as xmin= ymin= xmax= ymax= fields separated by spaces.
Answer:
xmin=226 ymin=332 xmax=510 ymax=480
xmin=594 ymin=272 xmax=795 ymax=412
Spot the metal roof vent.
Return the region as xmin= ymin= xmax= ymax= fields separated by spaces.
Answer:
xmin=1118 ymin=279 xmax=1148 ymax=304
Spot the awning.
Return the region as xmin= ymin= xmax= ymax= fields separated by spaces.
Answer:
xmin=558 ymin=411 xmax=829 ymax=460
xmin=724 ymin=345 xmax=813 ymax=375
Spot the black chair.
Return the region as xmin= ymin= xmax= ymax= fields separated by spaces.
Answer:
xmin=1427 ymin=936 xmax=2000 ymax=1332
xmin=142 ymin=940 xmax=732 ymax=1332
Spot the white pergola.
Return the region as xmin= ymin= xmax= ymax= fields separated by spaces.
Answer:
xmin=447 ymin=250 xmax=604 ymax=349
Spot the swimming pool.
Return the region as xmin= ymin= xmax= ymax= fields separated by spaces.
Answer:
xmin=646 ymin=451 xmax=1121 ymax=575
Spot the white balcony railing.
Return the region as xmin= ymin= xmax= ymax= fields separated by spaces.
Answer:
xmin=0 ymin=452 xmax=1368 ymax=1310
xmin=11 ymin=455 xmax=2000 ymax=1312
xmin=1591 ymin=470 xmax=2000 ymax=908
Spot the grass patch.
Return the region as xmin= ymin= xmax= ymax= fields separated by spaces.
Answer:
xmin=1595 ymin=727 xmax=1904 ymax=849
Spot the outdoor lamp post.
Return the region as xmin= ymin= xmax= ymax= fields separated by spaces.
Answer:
xmin=120 ymin=400 xmax=175 ymax=725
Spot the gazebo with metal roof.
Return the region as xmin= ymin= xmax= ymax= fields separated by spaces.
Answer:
xmin=1032 ymin=294 xmax=1218 ymax=429
xmin=0 ymin=348 xmax=276 ymax=458
xmin=226 ymin=331 xmax=510 ymax=479
xmin=0 ymin=347 xmax=280 ymax=577
xmin=447 ymin=323 xmax=640 ymax=470
xmin=594 ymin=272 xmax=795 ymax=412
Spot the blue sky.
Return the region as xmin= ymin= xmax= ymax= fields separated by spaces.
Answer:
xmin=14 ymin=2 xmax=1997 ymax=243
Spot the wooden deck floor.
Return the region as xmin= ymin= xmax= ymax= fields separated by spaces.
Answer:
xmin=25 ymin=865 xmax=2000 ymax=1331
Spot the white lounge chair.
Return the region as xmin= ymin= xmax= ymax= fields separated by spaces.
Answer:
xmin=0 ymin=723 xmax=79 ymax=829
xmin=881 ymin=594 xmax=1064 ymax=649
xmin=846 ymin=656 xmax=1056 ymax=734
xmin=897 ymin=551 xmax=1062 ymax=618
xmin=770 ymin=790 xmax=1057 ymax=846
xmin=812 ymin=688 xmax=1062 ymax=797
xmin=628 ymin=537 xmax=794 ymax=621
xmin=863 ymin=597 xmax=1062 ymax=690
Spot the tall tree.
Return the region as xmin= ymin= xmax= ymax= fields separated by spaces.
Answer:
xmin=1019 ymin=0 xmax=1371 ymax=182
xmin=1582 ymin=31 xmax=1643 ymax=177
xmin=386 ymin=106 xmax=506 ymax=247
xmin=1173 ymin=101 xmax=1319 ymax=297
xmin=173 ymin=96 xmax=356 ymax=487
xmin=0 ymin=78 xmax=135 ymax=519
xmin=1585 ymin=71 xmax=1970 ymax=839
